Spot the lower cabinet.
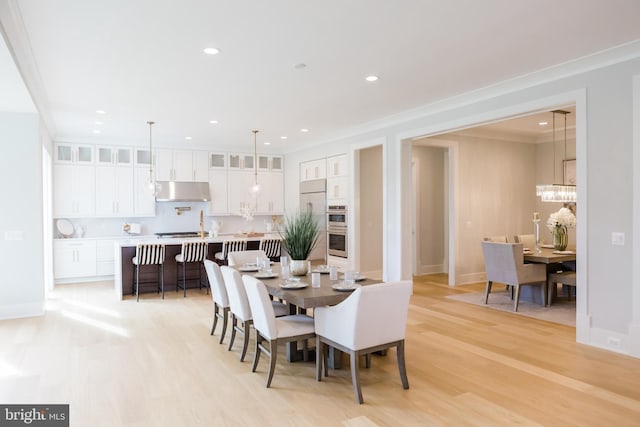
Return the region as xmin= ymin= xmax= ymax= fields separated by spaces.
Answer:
xmin=96 ymin=239 xmax=117 ymax=276
xmin=54 ymin=240 xmax=97 ymax=279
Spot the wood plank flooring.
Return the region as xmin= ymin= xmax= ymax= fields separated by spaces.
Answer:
xmin=1 ymin=274 xmax=639 ymax=426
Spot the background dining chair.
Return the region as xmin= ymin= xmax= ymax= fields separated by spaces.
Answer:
xmin=314 ymin=281 xmax=413 ymax=404
xmin=227 ymin=250 xmax=268 ymax=267
xmin=547 ymin=271 xmax=577 ymax=305
xmin=220 ymin=266 xmax=288 ymax=362
xmin=258 ymin=238 xmax=282 ymax=261
xmin=214 ymin=239 xmax=247 ymax=265
xmin=204 ymin=260 xmax=230 ymax=343
xmin=242 ymin=275 xmax=315 ymax=388
xmin=131 ymin=243 xmax=166 ymax=302
xmin=175 ymin=240 xmax=209 ymax=297
xmin=481 ymin=241 xmax=547 ymax=311
xmin=483 ymin=235 xmax=508 ymax=243
xmin=513 ymin=234 xmax=535 ymax=249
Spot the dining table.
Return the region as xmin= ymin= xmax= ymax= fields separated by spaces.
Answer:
xmin=523 ymin=246 xmax=576 ymax=264
xmin=234 ymin=263 xmax=380 ymax=365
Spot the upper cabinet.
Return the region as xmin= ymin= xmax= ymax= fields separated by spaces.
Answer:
xmin=258 ymin=155 xmax=283 ymax=172
xmin=53 ymin=165 xmax=96 ymax=217
xmin=54 ymin=143 xmax=94 ymax=164
xmin=155 ymin=149 xmax=208 ymax=182
xmin=327 ymin=154 xmax=347 ymax=178
xmin=300 ymin=159 xmax=326 ymax=181
xmin=228 ymin=153 xmax=255 ymax=170
xmin=96 ymin=146 xmax=132 ymax=165
xmin=209 ymin=152 xmax=227 ymax=169
xmin=134 ymin=148 xmax=152 ymax=167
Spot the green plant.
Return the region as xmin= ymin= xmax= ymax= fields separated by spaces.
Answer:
xmin=278 ymin=210 xmax=319 ymax=260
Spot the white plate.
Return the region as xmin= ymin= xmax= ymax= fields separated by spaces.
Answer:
xmin=56 ymin=219 xmax=74 ymax=237
xmin=312 ymin=265 xmax=331 ymax=274
xmin=254 ymin=271 xmax=278 ymax=279
xmin=280 ymin=281 xmax=309 ymax=289
xmin=541 ymin=244 xmax=555 ymax=249
xmin=332 ymin=283 xmax=361 ymax=292
xmin=238 ymin=264 xmax=260 ymax=272
xmin=339 ymin=273 xmax=366 ymax=282
xmin=553 ymin=250 xmax=574 ymax=254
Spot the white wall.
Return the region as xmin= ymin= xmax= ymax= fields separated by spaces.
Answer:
xmin=0 ymin=111 xmax=44 ymax=319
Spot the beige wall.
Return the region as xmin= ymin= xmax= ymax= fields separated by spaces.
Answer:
xmin=358 ymin=145 xmax=383 ymax=276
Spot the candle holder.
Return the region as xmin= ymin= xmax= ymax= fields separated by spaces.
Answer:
xmin=533 ymin=219 xmax=541 ymax=253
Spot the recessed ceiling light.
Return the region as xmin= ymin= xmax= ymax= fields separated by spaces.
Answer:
xmin=293 ymin=63 xmax=307 ymax=69
xmin=280 ymin=136 xmax=288 ymax=140
xmin=538 ymin=121 xmax=548 ymax=126
xmin=263 ymin=142 xmax=271 ymax=146
xmin=95 ymin=121 xmax=103 ymax=125
xmin=92 ymin=129 xmax=101 ymax=134
xmin=300 ymin=128 xmax=309 ymax=133
xmin=96 ymin=110 xmax=106 ymax=114
xmin=203 ymin=47 xmax=220 ymax=55
xmin=209 ymin=120 xmax=218 ymax=124
xmin=365 ymin=75 xmax=379 ymax=82
xmin=185 ymin=136 xmax=192 ymax=140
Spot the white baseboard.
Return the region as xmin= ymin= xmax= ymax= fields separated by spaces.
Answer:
xmin=587 ymin=327 xmax=630 ymax=355
xmin=0 ymin=302 xmax=44 ymax=320
xmin=417 ymin=264 xmax=444 ymax=275
xmin=626 ymin=323 xmax=640 ymax=357
xmin=455 ymin=272 xmax=486 ymax=286
xmin=55 ymin=275 xmax=114 ymax=285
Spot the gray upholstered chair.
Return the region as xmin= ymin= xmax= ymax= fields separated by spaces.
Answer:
xmin=314 ymin=281 xmax=413 ymax=404
xmin=242 ymin=275 xmax=315 ymax=388
xmin=175 ymin=240 xmax=209 ymax=297
xmin=481 ymin=241 xmax=547 ymax=312
xmin=547 ymin=271 xmax=577 ymax=305
xmin=204 ymin=260 xmax=230 ymax=343
xmin=227 ymin=250 xmax=268 ymax=267
xmin=513 ymin=234 xmax=535 ymax=249
xmin=132 ymin=243 xmax=166 ymax=302
xmin=483 ymin=235 xmax=508 ymax=243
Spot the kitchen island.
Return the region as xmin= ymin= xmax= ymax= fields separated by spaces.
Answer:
xmin=114 ymin=234 xmax=280 ymax=299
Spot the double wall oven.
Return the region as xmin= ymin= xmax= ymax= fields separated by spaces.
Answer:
xmin=327 ymin=205 xmax=347 ymax=258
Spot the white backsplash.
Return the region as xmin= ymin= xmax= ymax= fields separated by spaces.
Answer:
xmin=55 ymin=202 xmax=282 ymax=238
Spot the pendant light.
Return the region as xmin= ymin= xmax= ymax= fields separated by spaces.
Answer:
xmin=147 ymin=120 xmax=159 ymax=196
xmin=250 ymin=130 xmax=261 ymax=194
xmin=536 ymin=110 xmax=576 ymax=202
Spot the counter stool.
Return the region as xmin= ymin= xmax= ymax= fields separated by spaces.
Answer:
xmin=547 ymin=271 xmax=577 ymax=305
xmin=259 ymin=238 xmax=282 ymax=261
xmin=175 ymin=241 xmax=209 ymax=297
xmin=214 ymin=239 xmax=247 ymax=265
xmin=132 ymin=243 xmax=166 ymax=302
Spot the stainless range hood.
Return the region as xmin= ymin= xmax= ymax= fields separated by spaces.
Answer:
xmin=154 ymin=181 xmax=211 ymax=202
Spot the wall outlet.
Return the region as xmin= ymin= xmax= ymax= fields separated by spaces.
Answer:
xmin=611 ymin=232 xmax=625 ymax=246
xmin=607 ymin=336 xmax=621 ymax=348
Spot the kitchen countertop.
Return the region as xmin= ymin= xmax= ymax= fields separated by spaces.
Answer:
xmin=116 ymin=233 xmax=280 ymax=247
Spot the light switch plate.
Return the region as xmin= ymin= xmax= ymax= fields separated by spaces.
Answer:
xmin=611 ymin=232 xmax=625 ymax=246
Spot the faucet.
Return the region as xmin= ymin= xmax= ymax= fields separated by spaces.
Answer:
xmin=199 ymin=210 xmax=205 ymax=238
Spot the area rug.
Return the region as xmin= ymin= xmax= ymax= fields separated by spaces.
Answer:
xmin=446 ymin=290 xmax=576 ymax=327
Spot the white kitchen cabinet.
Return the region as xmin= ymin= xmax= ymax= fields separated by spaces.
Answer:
xmin=256 ymin=172 xmax=284 ymax=214
xmin=134 ymin=148 xmax=152 ymax=167
xmin=156 ymin=149 xmax=208 ymax=181
xmin=227 ymin=170 xmax=256 ymax=214
xmin=300 ymin=159 xmax=326 ymax=181
xmin=228 ymin=153 xmax=255 ymax=170
xmin=54 ymin=143 xmax=94 ymax=164
xmin=95 ymin=166 xmax=134 ymax=217
xmin=96 ymin=146 xmax=132 ymax=165
xmin=209 ymin=152 xmax=227 ymax=169
xmin=258 ymin=155 xmax=283 ymax=172
xmin=327 ymin=176 xmax=349 ymax=204
xmin=207 ymin=170 xmax=228 ymax=215
xmin=96 ymin=239 xmax=117 ymax=276
xmin=327 ymin=154 xmax=347 ymax=177
xmin=54 ymin=240 xmax=97 ymax=279
xmin=133 ymin=167 xmax=156 ymax=216
xmin=53 ymin=165 xmax=96 ymax=217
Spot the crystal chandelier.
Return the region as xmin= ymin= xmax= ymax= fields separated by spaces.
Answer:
xmin=536 ymin=110 xmax=576 ymax=202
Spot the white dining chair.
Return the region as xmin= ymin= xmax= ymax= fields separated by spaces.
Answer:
xmin=227 ymin=250 xmax=268 ymax=267
xmin=204 ymin=260 xmax=230 ymax=343
xmin=242 ymin=275 xmax=315 ymax=388
xmin=481 ymin=241 xmax=547 ymax=311
xmin=314 ymin=281 xmax=413 ymax=404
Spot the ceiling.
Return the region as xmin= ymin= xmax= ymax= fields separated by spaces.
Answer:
xmin=3 ymin=0 xmax=640 ymax=152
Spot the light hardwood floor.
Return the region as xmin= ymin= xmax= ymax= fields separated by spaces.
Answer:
xmin=1 ymin=275 xmax=639 ymax=426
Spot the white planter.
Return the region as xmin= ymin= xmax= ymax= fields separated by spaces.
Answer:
xmin=290 ymin=260 xmax=308 ymax=276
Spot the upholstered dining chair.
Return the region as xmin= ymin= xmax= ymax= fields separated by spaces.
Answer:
xmin=132 ymin=243 xmax=166 ymax=302
xmin=258 ymin=238 xmax=282 ymax=260
xmin=242 ymin=275 xmax=315 ymax=388
xmin=220 ymin=266 xmax=288 ymax=362
xmin=314 ymin=281 xmax=413 ymax=404
xmin=481 ymin=241 xmax=547 ymax=312
xmin=513 ymin=234 xmax=535 ymax=249
xmin=483 ymin=235 xmax=508 ymax=243
xmin=175 ymin=240 xmax=209 ymax=297
xmin=214 ymin=239 xmax=247 ymax=265
xmin=547 ymin=271 xmax=577 ymax=305
xmin=227 ymin=250 xmax=268 ymax=267
xmin=204 ymin=260 xmax=230 ymax=343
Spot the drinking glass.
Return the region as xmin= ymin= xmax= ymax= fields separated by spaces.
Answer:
xmin=329 ymin=266 xmax=338 ymax=281
xmin=344 ymin=271 xmax=356 ymax=286
xmin=311 ymin=272 xmax=321 ymax=288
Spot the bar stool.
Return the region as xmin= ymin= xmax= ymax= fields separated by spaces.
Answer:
xmin=175 ymin=241 xmax=209 ymax=297
xmin=259 ymin=238 xmax=282 ymax=261
xmin=132 ymin=243 xmax=166 ymax=302
xmin=214 ymin=239 xmax=247 ymax=265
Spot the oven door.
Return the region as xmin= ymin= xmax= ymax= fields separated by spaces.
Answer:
xmin=327 ymin=210 xmax=347 ymax=228
xmin=327 ymin=227 xmax=348 ymax=258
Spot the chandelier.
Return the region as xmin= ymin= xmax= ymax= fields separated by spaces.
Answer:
xmin=536 ymin=110 xmax=576 ymax=202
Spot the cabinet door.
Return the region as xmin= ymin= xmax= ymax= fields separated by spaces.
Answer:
xmin=135 ymin=148 xmax=152 ymax=167
xmin=327 ymin=176 xmax=348 ymax=202
xmin=155 ymin=149 xmax=174 ymax=181
xmin=270 ymin=156 xmax=283 ymax=171
xmin=54 ymin=240 xmax=97 ymax=279
xmin=208 ymin=170 xmax=228 ymax=215
xmin=74 ymin=166 xmax=96 ymax=217
xmin=114 ymin=166 xmax=134 ymax=216
xmin=227 ymin=171 xmax=256 ymax=213
xmin=115 ymin=148 xmax=132 ymax=165
xmin=96 ymin=146 xmax=115 ymax=164
xmin=257 ymin=172 xmax=284 ymax=214
xmin=327 ymin=154 xmax=347 ymax=177
xmin=192 ymin=151 xmax=209 ymax=182
xmin=258 ymin=155 xmax=270 ymax=171
xmin=95 ymin=166 xmax=116 ymax=216
xmin=209 ymin=152 xmax=226 ymax=169
xmin=173 ymin=150 xmax=194 ymax=181
xmin=55 ymin=165 xmax=95 ymax=217
xmin=134 ymin=167 xmax=156 ymax=216
xmin=53 ymin=165 xmax=76 ymax=216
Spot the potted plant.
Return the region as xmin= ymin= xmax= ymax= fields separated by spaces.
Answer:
xmin=278 ymin=210 xmax=319 ymax=275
